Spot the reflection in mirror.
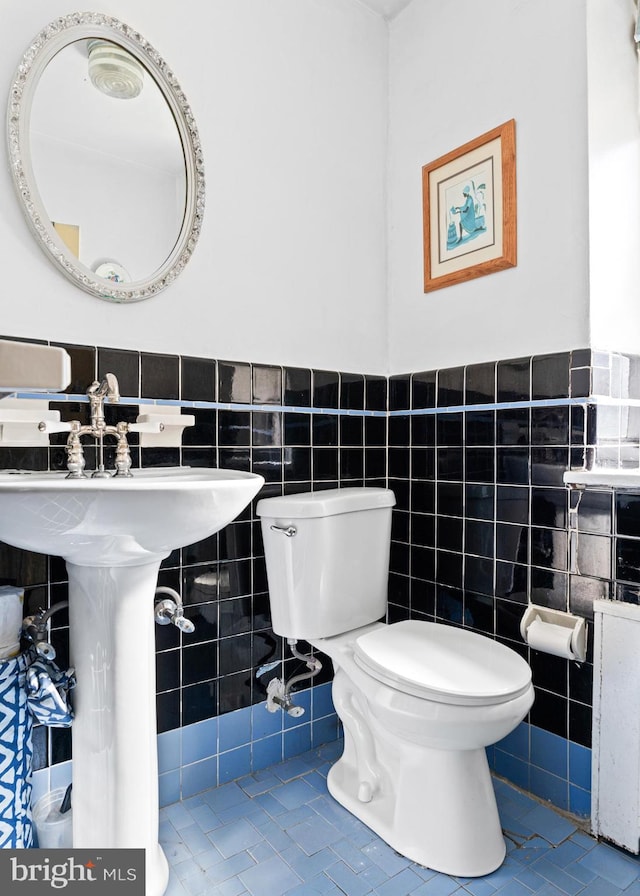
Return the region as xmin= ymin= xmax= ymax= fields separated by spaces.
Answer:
xmin=30 ymin=38 xmax=186 ymax=283
xmin=7 ymin=13 xmax=205 ymax=302
xmin=87 ymin=41 xmax=144 ymax=99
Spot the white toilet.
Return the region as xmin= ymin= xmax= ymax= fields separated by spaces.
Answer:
xmin=257 ymin=487 xmax=534 ymax=877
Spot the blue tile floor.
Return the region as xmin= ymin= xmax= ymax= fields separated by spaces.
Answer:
xmin=160 ymin=740 xmax=640 ymax=896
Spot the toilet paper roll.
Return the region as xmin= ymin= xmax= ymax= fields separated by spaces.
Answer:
xmin=526 ymin=617 xmax=575 ymax=659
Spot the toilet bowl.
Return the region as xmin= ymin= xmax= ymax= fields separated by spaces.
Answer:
xmin=257 ymin=487 xmax=534 ymax=877
xmin=311 ymin=620 xmax=533 ymax=876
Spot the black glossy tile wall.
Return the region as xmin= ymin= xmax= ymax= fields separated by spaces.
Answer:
xmin=141 ymin=352 xmax=179 ymax=400
xmin=98 ymin=347 xmax=140 ymax=397
xmin=181 ymin=356 xmax=216 ymax=402
xmin=218 ymin=361 xmax=251 ymax=403
xmin=284 ymin=368 xmax=311 ymax=407
xmin=9 ymin=341 xmax=640 ymax=765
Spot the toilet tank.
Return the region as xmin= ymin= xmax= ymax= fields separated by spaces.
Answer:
xmin=256 ymin=488 xmax=395 ymax=640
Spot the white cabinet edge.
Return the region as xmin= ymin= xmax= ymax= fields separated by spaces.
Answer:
xmin=593 ymin=598 xmax=640 ymax=620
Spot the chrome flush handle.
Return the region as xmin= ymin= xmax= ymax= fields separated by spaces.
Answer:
xmin=270 ymin=524 xmax=297 ymax=537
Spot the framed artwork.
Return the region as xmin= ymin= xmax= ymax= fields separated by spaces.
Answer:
xmin=422 ymin=119 xmax=516 ymax=293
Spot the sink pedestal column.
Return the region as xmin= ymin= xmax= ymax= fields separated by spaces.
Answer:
xmin=67 ymin=559 xmax=169 ymax=896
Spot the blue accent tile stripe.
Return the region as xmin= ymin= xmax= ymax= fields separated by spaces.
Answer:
xmin=490 ymin=722 xmax=591 ymax=821
xmin=25 ymin=387 xmax=640 ymax=416
xmin=569 ymin=743 xmax=592 ymax=792
xmin=15 ymin=391 xmax=389 ymax=417
xmin=155 ymin=686 xmax=341 ymax=805
xmin=531 ymin=727 xmax=569 ymax=779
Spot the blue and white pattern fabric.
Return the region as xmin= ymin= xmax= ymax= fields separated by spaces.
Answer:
xmin=25 ymin=654 xmax=75 ymax=728
xmin=0 ymin=649 xmax=76 ymax=849
xmin=0 ymin=652 xmax=33 ymax=848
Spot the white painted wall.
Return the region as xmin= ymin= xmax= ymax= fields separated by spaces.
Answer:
xmin=0 ymin=0 xmax=388 ymax=374
xmin=386 ymin=0 xmax=592 ymax=374
xmin=3 ymin=0 xmax=638 ymax=379
xmin=586 ymin=0 xmax=640 ymax=356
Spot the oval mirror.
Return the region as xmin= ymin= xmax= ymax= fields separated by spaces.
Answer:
xmin=7 ymin=13 xmax=205 ymax=302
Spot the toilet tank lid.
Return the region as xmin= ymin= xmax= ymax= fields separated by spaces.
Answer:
xmin=256 ymin=487 xmax=395 ymax=519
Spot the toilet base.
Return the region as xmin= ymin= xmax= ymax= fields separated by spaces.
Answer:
xmin=326 ymin=740 xmax=506 ymax=877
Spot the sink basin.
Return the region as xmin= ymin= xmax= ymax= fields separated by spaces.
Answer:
xmin=0 ymin=465 xmax=264 ymax=896
xmin=0 ymin=467 xmax=264 ymax=565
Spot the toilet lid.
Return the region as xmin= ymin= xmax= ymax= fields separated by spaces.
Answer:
xmin=353 ymin=621 xmax=532 ymax=706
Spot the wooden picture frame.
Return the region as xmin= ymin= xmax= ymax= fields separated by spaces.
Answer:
xmin=422 ymin=119 xmax=516 ymax=293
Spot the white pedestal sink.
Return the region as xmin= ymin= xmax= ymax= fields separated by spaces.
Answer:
xmin=0 ymin=467 xmax=264 ymax=895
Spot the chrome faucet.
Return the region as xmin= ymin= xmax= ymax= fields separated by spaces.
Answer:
xmin=65 ymin=374 xmax=133 ymax=478
xmin=87 ymin=373 xmax=120 ymax=429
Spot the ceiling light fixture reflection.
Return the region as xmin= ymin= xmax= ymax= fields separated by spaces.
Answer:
xmin=87 ymin=40 xmax=144 ymax=99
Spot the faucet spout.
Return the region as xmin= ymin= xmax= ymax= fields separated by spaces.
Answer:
xmin=103 ymin=373 xmax=120 ymax=403
xmin=86 ymin=374 xmax=120 ymax=430
xmin=65 ymin=374 xmax=131 ymax=478
xmin=88 ymin=373 xmax=120 ymax=400
xmin=87 ymin=373 xmax=120 ymax=404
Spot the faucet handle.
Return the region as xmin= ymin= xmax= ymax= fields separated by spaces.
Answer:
xmin=37 ymin=419 xmax=73 ymax=434
xmin=128 ymin=421 xmax=165 ymax=434
xmin=172 ymin=612 xmax=195 ymax=634
xmin=153 ymin=586 xmax=195 ymax=634
xmin=154 ymin=597 xmax=195 ymax=633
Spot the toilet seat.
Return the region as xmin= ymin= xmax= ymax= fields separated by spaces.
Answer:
xmin=353 ymin=620 xmax=532 ymax=706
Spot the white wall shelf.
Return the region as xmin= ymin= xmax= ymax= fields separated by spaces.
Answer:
xmin=564 ymin=470 xmax=640 ymax=489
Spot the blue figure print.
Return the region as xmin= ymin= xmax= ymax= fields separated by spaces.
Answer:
xmin=446 ymin=180 xmax=487 ymax=251
xmin=474 ymin=186 xmax=486 ymax=230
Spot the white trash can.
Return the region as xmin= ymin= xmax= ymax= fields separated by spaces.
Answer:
xmin=32 ymin=788 xmax=72 ymax=849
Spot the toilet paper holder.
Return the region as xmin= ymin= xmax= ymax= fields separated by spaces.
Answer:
xmin=520 ymin=604 xmax=587 ymax=663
